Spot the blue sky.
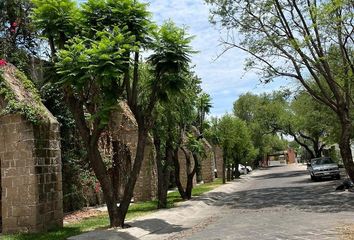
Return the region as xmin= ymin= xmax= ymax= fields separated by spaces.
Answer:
xmin=78 ymin=0 xmax=294 ymax=116
xmin=142 ymin=0 xmax=295 ymax=117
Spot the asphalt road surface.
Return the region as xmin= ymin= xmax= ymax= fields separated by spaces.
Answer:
xmin=71 ymin=164 xmax=354 ymax=240
xmin=183 ymin=165 xmax=354 ymax=240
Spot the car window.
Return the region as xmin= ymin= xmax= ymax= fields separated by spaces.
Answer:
xmin=313 ymin=157 xmax=334 ymax=165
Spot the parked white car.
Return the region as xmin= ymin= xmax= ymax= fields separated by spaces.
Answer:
xmin=307 ymin=157 xmax=340 ymax=181
xmin=238 ymin=164 xmax=248 ymax=174
xmin=245 ymin=166 xmax=253 ymax=173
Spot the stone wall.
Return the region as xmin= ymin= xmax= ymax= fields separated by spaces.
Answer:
xmin=32 ymin=120 xmax=63 ymax=231
xmin=287 ymin=148 xmax=297 ymax=164
xmin=103 ymin=102 xmax=157 ymax=202
xmin=200 ymin=139 xmax=215 ymax=183
xmin=0 ymin=117 xmax=62 ymax=234
xmin=190 ymin=126 xmax=215 ymax=183
xmin=133 ymin=136 xmax=157 ymax=202
xmin=178 ymin=148 xmax=196 ymax=190
xmin=0 ymin=64 xmax=63 ymax=233
xmin=213 ymin=145 xmax=223 ymax=179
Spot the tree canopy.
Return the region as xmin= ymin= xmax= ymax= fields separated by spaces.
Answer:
xmin=206 ymin=0 xmax=354 ymax=181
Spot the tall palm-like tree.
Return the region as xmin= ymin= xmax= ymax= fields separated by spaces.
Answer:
xmin=147 ymin=20 xmax=195 ymax=208
xmin=197 ymin=93 xmax=212 ymax=134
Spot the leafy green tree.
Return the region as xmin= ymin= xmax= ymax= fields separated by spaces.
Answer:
xmin=55 ymin=27 xmax=133 ymax=227
xmin=233 ymin=92 xmax=288 ymax=164
xmin=0 ymin=0 xmax=38 ymax=70
xmin=287 ymin=91 xmax=338 ymax=159
xmin=143 ymin=20 xmax=195 ymax=206
xmin=148 ymin=21 xmax=198 ymax=208
xmin=77 ymin=0 xmax=157 ymax=225
xmin=206 ymin=0 xmax=354 ymax=181
xmin=218 ymin=115 xmax=256 ymax=180
xmin=196 ymin=92 xmax=212 ymax=134
xmin=32 ymin=0 xmax=195 ymax=227
xmin=204 ymin=117 xmax=221 ymax=146
xmin=153 ymin=70 xmax=201 ymax=206
xmin=234 ymin=90 xmax=341 ymax=161
xmin=31 ymin=0 xmax=79 ymax=58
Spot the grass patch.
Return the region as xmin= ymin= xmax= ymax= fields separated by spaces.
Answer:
xmin=193 ymin=178 xmax=222 ymax=196
xmin=2 ymin=178 xmax=223 ymax=240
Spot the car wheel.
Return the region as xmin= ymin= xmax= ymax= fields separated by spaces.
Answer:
xmin=311 ymin=175 xmax=316 ymax=181
xmin=335 ymin=174 xmax=341 ymax=180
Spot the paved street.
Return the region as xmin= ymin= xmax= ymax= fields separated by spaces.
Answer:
xmin=184 ymin=165 xmax=354 ymax=240
xmin=70 ymin=165 xmax=354 ymax=240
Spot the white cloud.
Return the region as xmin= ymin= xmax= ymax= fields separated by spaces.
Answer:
xmin=143 ymin=0 xmax=301 ymax=117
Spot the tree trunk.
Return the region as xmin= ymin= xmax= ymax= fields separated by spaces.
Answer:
xmin=117 ymin=127 xmax=148 ymax=227
xmin=227 ymin=165 xmax=231 ymax=181
xmin=222 ymin=155 xmax=226 ymax=184
xmin=66 ymin=95 xmax=121 ymax=227
xmin=195 ymin=155 xmax=202 ymax=183
xmin=112 ymin=140 xmax=131 ymax=201
xmin=48 ymin=35 xmax=56 ymax=60
xmin=173 ymin=149 xmax=188 ymax=200
xmin=87 ymin=144 xmax=120 ymax=227
xmin=162 ymin=141 xmax=173 ymax=205
xmin=185 ymin=149 xmax=197 ymax=199
xmin=338 ymin=113 xmax=354 ymax=181
xmin=231 ymin=163 xmax=235 ymax=180
xmin=186 ymin=169 xmax=196 ymax=199
xmin=314 ymin=145 xmax=323 ymax=158
xmin=154 ymin=132 xmax=172 ymax=209
xmin=154 ymin=134 xmax=165 ymax=208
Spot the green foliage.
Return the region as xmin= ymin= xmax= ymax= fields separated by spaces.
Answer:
xmin=56 ymin=26 xmax=134 ymax=126
xmin=291 ymin=91 xmax=337 ymax=141
xmin=32 ymin=0 xmax=200 ymax=227
xmin=0 ymin=1 xmax=35 ymax=49
xmin=31 ymin=0 xmax=79 ymax=39
xmin=186 ymin=133 xmax=205 ymax=157
xmin=218 ymin=114 xmax=257 ymax=165
xmin=196 ymin=92 xmax=212 ymax=133
xmin=147 ymin=20 xmax=195 ymax=100
xmin=0 ymin=0 xmax=39 ymax=73
xmin=233 ymin=92 xmax=288 ymax=159
xmin=0 ymin=68 xmax=45 ymax=124
xmin=204 ymin=117 xmax=220 ymax=145
xmin=206 ymin=0 xmax=354 ymax=175
xmin=81 ymin=0 xmax=154 ymax=45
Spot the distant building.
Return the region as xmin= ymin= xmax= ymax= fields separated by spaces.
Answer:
xmin=261 ymin=148 xmax=297 ymax=167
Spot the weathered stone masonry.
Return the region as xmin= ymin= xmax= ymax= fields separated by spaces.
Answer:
xmin=0 ymin=64 xmax=63 ymax=233
xmin=213 ymin=145 xmax=224 ymax=179
xmin=200 ymin=139 xmax=215 ymax=183
xmin=101 ymin=102 xmax=157 ymax=202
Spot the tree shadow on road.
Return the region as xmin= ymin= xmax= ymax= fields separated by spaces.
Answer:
xmin=129 ymin=218 xmax=187 ymax=235
xmin=69 ymin=219 xmax=187 ymax=240
xmin=252 ymin=170 xmax=309 ymax=179
xmin=196 ymin=171 xmax=354 ymax=214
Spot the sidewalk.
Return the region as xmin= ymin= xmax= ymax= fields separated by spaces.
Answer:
xmin=68 ymin=173 xmax=256 ymax=240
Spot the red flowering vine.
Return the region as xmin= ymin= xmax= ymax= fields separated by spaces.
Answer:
xmin=0 ymin=59 xmax=7 ymax=66
xmin=95 ymin=182 xmax=101 ymax=193
xmin=10 ymin=22 xmax=18 ymax=33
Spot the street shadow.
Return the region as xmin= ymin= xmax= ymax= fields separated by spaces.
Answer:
xmin=71 ymin=219 xmax=187 ymax=240
xmin=130 ymin=218 xmax=187 ymax=235
xmin=252 ymin=170 xmax=308 ymax=179
xmin=70 ymin=230 xmax=141 ymax=240
xmin=197 ymin=169 xmax=354 ymax=214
